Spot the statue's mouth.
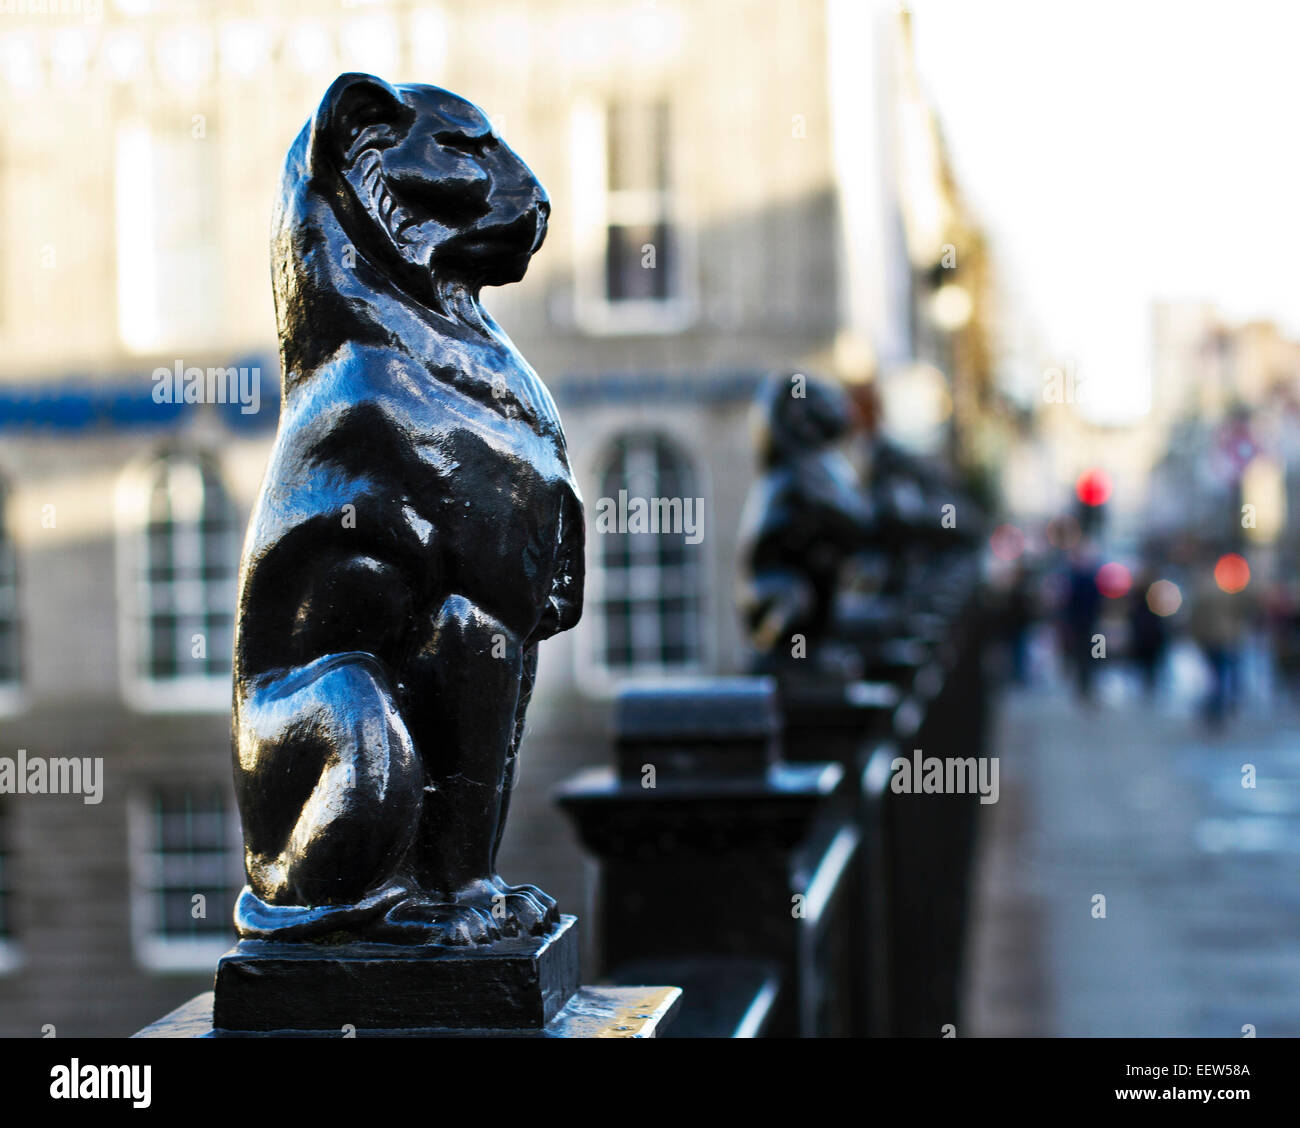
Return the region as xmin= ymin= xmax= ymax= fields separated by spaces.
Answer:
xmin=460 ymin=209 xmax=543 ymax=253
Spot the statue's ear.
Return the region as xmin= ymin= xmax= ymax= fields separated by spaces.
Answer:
xmin=312 ymin=73 xmax=410 ymax=171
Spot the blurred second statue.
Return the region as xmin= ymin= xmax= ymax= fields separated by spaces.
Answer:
xmin=738 ymin=370 xmax=983 ymax=686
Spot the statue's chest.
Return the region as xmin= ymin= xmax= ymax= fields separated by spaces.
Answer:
xmin=390 ymin=348 xmax=574 ymax=518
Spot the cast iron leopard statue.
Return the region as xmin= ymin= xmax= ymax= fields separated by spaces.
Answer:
xmin=738 ymin=371 xmax=874 ymax=669
xmin=230 ymin=74 xmax=583 ymax=946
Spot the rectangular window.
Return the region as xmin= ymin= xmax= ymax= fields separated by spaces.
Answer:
xmin=130 ymin=789 xmax=242 ymax=971
xmin=572 ymin=99 xmax=693 ymax=334
xmin=115 ymin=122 xmax=222 ymax=353
xmin=604 ymin=102 xmax=673 ymax=302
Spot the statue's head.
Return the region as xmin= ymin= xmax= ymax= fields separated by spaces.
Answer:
xmin=754 ymin=371 xmax=852 ymax=466
xmin=300 ymin=72 xmax=549 ymax=297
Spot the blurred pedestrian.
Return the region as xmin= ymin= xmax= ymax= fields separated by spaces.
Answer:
xmin=1061 ymin=544 xmax=1102 ymax=701
xmin=1003 ymin=560 xmax=1036 ymax=685
xmin=1129 ymin=572 xmax=1169 ymax=697
xmin=1189 ymin=568 xmax=1256 ymax=728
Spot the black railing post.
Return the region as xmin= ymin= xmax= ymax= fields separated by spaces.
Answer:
xmin=556 ymin=678 xmax=859 ymax=1036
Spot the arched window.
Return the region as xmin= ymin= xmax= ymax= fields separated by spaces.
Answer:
xmin=593 ymin=433 xmax=704 ymax=673
xmin=118 ymin=451 xmax=239 ymax=710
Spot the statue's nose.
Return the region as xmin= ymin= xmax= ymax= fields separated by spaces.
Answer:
xmin=531 ymin=193 xmax=550 ymax=252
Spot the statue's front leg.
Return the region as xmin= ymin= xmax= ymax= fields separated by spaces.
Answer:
xmin=490 ymin=644 xmax=559 ymax=924
xmin=394 ymin=595 xmax=555 ymax=938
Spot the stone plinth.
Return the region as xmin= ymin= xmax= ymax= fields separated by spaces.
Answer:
xmin=211 ymin=915 xmax=579 ymax=1034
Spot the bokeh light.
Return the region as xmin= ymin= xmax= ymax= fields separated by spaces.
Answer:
xmin=1095 ymin=561 xmax=1132 ymax=598
xmin=1214 ymin=553 xmax=1250 ymax=594
xmin=1045 ymin=513 xmax=1081 ymax=551
xmin=1075 ymin=467 xmax=1112 ymax=507
xmin=929 ymin=283 xmax=973 ymax=331
xmin=1146 ymin=579 xmax=1182 ymax=616
xmin=990 ymin=523 xmax=1025 ymax=561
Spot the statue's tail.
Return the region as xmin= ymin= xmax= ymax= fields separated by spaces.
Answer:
xmin=233 ymin=883 xmax=408 ymax=942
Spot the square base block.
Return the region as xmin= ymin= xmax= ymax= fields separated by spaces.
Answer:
xmin=212 ymin=914 xmax=579 ymax=1033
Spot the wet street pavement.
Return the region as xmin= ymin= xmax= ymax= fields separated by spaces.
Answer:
xmin=965 ymin=649 xmax=1300 ymax=1037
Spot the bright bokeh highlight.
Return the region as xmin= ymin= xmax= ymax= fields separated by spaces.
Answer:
xmin=1096 ymin=561 xmax=1132 ymax=599
xmin=1214 ymin=553 xmax=1250 ymax=594
xmin=1146 ymin=579 xmax=1182 ymax=617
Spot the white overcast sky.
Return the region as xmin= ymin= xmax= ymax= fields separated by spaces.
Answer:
xmin=906 ymin=0 xmax=1300 ymax=422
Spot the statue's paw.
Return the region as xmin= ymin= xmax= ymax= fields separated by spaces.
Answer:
xmin=449 ymin=879 xmax=553 ymax=938
xmin=490 ymin=890 xmax=551 ymax=937
xmin=491 ymin=878 xmax=559 ymax=929
xmin=377 ymin=897 xmax=501 ymax=946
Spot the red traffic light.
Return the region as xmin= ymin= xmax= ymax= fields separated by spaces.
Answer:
xmin=1075 ymin=468 xmax=1112 ymax=507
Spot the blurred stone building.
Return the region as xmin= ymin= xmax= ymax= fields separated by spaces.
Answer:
xmin=0 ymin=0 xmax=993 ymax=1034
xmin=1142 ymin=304 xmax=1300 ymax=581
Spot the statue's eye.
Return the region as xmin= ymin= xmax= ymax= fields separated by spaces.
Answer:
xmin=436 ymin=132 xmax=493 ymax=158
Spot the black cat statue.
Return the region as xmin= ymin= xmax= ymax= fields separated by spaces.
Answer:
xmin=214 ymin=74 xmax=585 ymax=1032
